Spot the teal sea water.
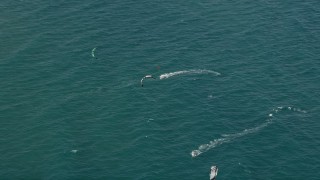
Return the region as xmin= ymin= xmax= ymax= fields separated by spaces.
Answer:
xmin=1 ymin=0 xmax=320 ymax=179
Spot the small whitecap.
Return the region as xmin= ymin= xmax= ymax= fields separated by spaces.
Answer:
xmin=71 ymin=150 xmax=78 ymax=153
xmin=147 ymin=118 xmax=154 ymax=123
xmin=269 ymin=113 xmax=273 ymax=117
xmin=221 ymin=134 xmax=230 ymax=137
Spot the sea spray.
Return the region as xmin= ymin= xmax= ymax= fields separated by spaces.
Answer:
xmin=159 ymin=69 xmax=221 ymax=80
xmin=191 ymin=106 xmax=307 ymax=157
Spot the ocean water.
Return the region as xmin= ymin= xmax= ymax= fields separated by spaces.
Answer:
xmin=1 ymin=0 xmax=320 ymax=179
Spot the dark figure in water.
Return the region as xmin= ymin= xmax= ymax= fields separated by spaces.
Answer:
xmin=141 ymin=75 xmax=155 ymax=87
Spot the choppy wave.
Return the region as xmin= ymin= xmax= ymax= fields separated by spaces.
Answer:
xmin=159 ymin=69 xmax=221 ymax=80
xmin=191 ymin=106 xmax=307 ymax=157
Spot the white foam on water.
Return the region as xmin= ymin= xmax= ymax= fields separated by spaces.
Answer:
xmin=273 ymin=106 xmax=307 ymax=114
xmin=71 ymin=150 xmax=78 ymax=153
xmin=191 ymin=121 xmax=270 ymax=157
xmin=159 ymin=69 xmax=221 ymax=80
xmin=191 ymin=106 xmax=307 ymax=157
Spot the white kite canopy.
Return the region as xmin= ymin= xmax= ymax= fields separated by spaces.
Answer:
xmin=141 ymin=75 xmax=155 ymax=87
xmin=91 ymin=47 xmax=96 ymax=58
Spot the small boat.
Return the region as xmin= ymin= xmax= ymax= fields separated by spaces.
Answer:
xmin=210 ymin=166 xmax=218 ymax=180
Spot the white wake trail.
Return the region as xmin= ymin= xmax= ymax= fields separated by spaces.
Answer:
xmin=191 ymin=106 xmax=307 ymax=157
xmin=159 ymin=69 xmax=221 ymax=80
xmin=191 ymin=121 xmax=270 ymax=157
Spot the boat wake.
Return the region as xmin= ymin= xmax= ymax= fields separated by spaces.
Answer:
xmin=191 ymin=106 xmax=307 ymax=157
xmin=159 ymin=69 xmax=221 ymax=80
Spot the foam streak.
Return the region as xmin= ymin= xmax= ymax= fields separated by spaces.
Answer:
xmin=191 ymin=106 xmax=307 ymax=157
xmin=159 ymin=69 xmax=221 ymax=80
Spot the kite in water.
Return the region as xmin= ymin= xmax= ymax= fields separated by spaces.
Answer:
xmin=91 ymin=47 xmax=96 ymax=58
xmin=141 ymin=75 xmax=155 ymax=87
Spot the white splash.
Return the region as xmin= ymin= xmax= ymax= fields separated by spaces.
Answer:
xmin=191 ymin=106 xmax=307 ymax=157
xmin=159 ymin=69 xmax=221 ymax=80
